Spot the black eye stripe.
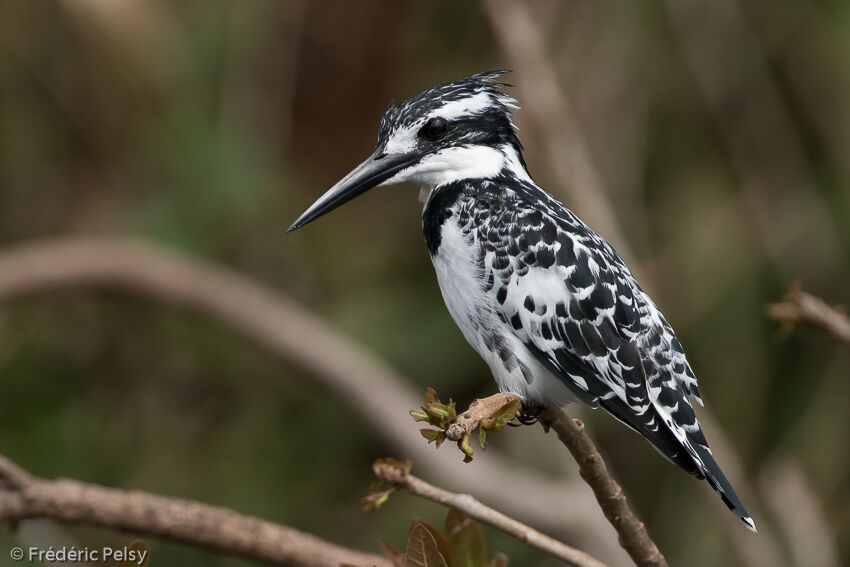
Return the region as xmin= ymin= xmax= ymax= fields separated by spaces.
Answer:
xmin=418 ymin=117 xmax=450 ymax=142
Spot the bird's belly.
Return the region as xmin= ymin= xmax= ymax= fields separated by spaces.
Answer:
xmin=429 ymin=221 xmax=570 ymax=405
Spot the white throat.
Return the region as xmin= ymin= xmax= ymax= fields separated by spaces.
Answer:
xmin=386 ymin=144 xmax=531 ymax=204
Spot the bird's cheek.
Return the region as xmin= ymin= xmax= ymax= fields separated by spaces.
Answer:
xmin=379 ymin=164 xmax=417 ymax=187
xmin=379 ymin=157 xmax=442 ymax=187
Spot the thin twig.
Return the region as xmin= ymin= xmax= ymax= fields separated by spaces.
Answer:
xmin=372 ymin=460 xmax=609 ymax=567
xmin=414 ymin=393 xmax=665 ymax=567
xmin=0 ymin=455 xmax=389 ymax=567
xmin=540 ymin=408 xmax=668 ymax=567
xmin=766 ymin=285 xmax=850 ymax=345
xmin=0 ymin=236 xmax=624 ymax=565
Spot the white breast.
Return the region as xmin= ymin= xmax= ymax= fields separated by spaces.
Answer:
xmin=430 ymin=221 xmax=488 ymax=352
xmin=429 ymin=220 xmax=572 ymax=405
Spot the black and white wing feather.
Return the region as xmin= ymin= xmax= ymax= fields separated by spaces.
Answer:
xmin=454 ymin=176 xmax=756 ymax=532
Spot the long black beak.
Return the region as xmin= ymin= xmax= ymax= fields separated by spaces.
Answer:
xmin=287 ymin=148 xmax=419 ymax=233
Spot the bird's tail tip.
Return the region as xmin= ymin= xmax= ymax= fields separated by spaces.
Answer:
xmin=705 ymin=468 xmax=758 ymax=533
xmin=691 ymin=442 xmax=757 ymax=533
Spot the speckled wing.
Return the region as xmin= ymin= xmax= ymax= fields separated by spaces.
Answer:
xmin=463 ymin=179 xmax=754 ymax=529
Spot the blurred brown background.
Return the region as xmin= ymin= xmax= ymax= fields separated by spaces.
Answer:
xmin=0 ymin=1 xmax=848 ymax=566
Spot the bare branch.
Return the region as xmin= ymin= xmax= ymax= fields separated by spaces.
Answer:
xmin=371 ymin=459 xmax=609 ymax=567
xmin=0 ymin=454 xmax=389 ymax=567
xmin=767 ymin=285 xmax=850 ymax=345
xmin=412 ymin=393 xmax=666 ymax=567
xmin=540 ymin=408 xmax=668 ymax=567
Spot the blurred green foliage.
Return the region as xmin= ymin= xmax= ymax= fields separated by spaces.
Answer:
xmin=1 ymin=1 xmax=849 ymax=566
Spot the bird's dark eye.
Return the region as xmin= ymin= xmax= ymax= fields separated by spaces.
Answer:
xmin=418 ymin=117 xmax=449 ymax=142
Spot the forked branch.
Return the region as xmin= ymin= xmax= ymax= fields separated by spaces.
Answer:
xmin=369 ymin=459 xmax=609 ymax=567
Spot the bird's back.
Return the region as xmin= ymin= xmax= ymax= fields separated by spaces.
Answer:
xmin=423 ymin=174 xmax=756 ymax=531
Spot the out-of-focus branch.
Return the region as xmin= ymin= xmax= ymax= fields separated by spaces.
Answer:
xmin=0 ymin=237 xmax=627 ymax=566
xmin=662 ymin=0 xmax=842 ymax=285
xmin=371 ymin=459 xmax=609 ymax=567
xmin=689 ymin=411 xmax=788 ymax=567
xmin=767 ymin=286 xmax=850 ymax=345
xmin=480 ymin=0 xmax=638 ymax=271
xmin=656 ymin=1 xmax=842 ymax=563
xmin=540 ymin=408 xmax=668 ymax=567
xmin=758 ymin=458 xmax=842 ymax=567
xmin=0 ymin=455 xmax=389 ymax=567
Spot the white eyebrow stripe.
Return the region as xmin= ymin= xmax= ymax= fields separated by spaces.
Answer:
xmin=429 ymin=92 xmax=493 ymax=121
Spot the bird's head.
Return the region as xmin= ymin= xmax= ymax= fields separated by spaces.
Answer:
xmin=287 ymin=70 xmax=527 ymax=232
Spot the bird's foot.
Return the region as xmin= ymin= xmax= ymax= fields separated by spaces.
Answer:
xmin=508 ymin=401 xmax=543 ymax=427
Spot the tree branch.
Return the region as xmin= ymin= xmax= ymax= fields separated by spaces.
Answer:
xmin=540 ymin=408 xmax=668 ymax=567
xmin=413 ymin=393 xmax=667 ymax=567
xmin=444 ymin=393 xmax=521 ymax=443
xmin=371 ymin=459 xmax=609 ymax=567
xmin=766 ymin=285 xmax=850 ymax=345
xmin=0 ymin=455 xmax=389 ymax=567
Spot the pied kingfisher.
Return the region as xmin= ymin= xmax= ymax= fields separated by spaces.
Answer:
xmin=288 ymin=71 xmax=755 ymax=532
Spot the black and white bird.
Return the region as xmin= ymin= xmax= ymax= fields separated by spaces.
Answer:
xmin=288 ymin=71 xmax=756 ymax=532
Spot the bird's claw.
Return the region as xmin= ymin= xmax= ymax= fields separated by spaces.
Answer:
xmin=507 ymin=401 xmax=543 ymax=427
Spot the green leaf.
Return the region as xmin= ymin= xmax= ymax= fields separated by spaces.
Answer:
xmin=405 ymin=522 xmax=449 ymax=567
xmin=417 ymin=388 xmax=458 ymax=429
xmin=478 ymin=427 xmax=487 ymax=449
xmin=445 ymin=509 xmax=488 ymax=567
xmin=410 ymin=409 xmax=430 ymax=422
xmin=420 ymin=429 xmax=444 ymax=444
xmin=429 ymin=406 xmax=449 ymax=419
xmin=362 ymin=488 xmax=394 ymax=511
xmin=424 ymin=387 xmax=439 ymax=407
xmin=459 ymin=434 xmax=474 ymax=462
xmin=445 ymin=398 xmax=458 ymax=421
